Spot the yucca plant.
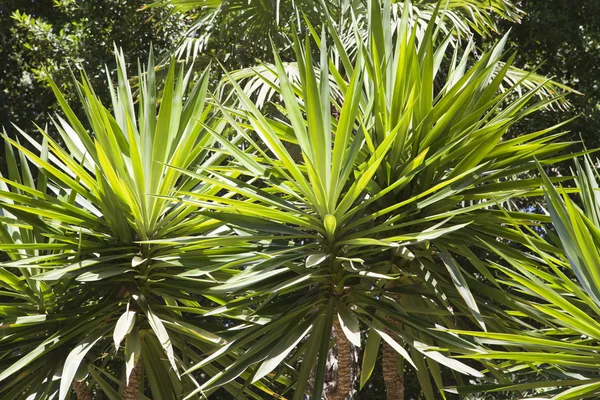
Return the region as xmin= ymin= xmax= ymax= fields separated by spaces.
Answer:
xmin=165 ymin=1 xmax=578 ymax=398
xmin=0 ymin=50 xmax=290 ymax=399
xmin=0 ymin=1 xmax=583 ymax=399
xmin=446 ymin=157 xmax=600 ymax=400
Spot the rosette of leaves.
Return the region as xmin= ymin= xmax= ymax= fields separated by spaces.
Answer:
xmin=169 ymin=1 xmax=575 ymax=398
xmin=0 ymin=50 xmax=282 ymax=399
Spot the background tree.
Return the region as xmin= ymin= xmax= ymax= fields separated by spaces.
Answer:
xmin=497 ymin=0 xmax=600 ymax=149
xmin=146 ymin=0 xmax=524 ymax=67
xmin=0 ymin=0 xmax=186 ymax=133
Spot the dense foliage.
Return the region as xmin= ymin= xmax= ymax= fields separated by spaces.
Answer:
xmin=0 ymin=0 xmax=185 ymax=132
xmin=1 ymin=1 xmax=600 ymax=400
xmin=500 ymin=0 xmax=600 ymax=149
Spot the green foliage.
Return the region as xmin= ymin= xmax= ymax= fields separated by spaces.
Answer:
xmin=0 ymin=50 xmax=278 ymax=399
xmin=1 ymin=0 xmax=599 ymax=399
xmin=445 ymin=157 xmax=600 ymax=399
xmin=157 ymin=2 xmax=571 ymax=398
xmin=0 ymin=0 xmax=186 ymax=135
xmin=497 ymin=0 xmax=600 ymax=152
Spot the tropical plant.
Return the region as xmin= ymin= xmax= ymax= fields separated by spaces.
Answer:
xmin=165 ymin=1 xmax=578 ymax=399
xmin=0 ymin=0 xmax=187 ymax=136
xmin=0 ymin=1 xmax=582 ymax=400
xmin=446 ymin=156 xmax=600 ymax=400
xmin=0 ymin=50 xmax=287 ymax=399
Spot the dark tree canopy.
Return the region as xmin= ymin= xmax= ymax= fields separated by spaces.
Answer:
xmin=502 ymin=0 xmax=600 ymax=148
xmin=3 ymin=0 xmax=597 ymax=149
xmin=0 ymin=0 xmax=185 ymax=132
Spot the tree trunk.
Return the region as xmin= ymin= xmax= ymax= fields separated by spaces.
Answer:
xmin=382 ymin=337 xmax=405 ymax=400
xmin=122 ymin=360 xmax=142 ymax=400
xmin=72 ymin=381 xmax=93 ymax=400
xmin=382 ymin=292 xmax=405 ymax=400
xmin=330 ymin=318 xmax=353 ymax=400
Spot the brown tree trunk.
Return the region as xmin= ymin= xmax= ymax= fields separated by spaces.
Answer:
xmin=382 ymin=337 xmax=405 ymax=400
xmin=330 ymin=318 xmax=353 ymax=400
xmin=72 ymin=381 xmax=93 ymax=400
xmin=121 ymin=361 xmax=142 ymax=400
xmin=382 ymin=292 xmax=405 ymax=400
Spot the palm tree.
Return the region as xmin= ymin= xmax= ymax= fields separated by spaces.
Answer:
xmin=0 ymin=50 xmax=281 ymax=399
xmin=172 ymin=1 xmax=575 ymax=398
xmin=146 ymin=0 xmax=523 ymax=64
xmin=148 ymin=0 xmax=574 ymax=115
